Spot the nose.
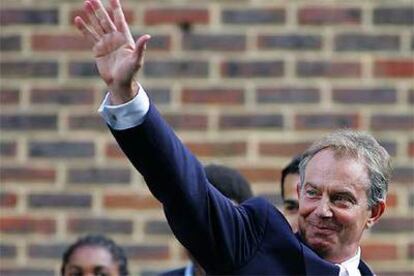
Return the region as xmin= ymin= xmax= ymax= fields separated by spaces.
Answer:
xmin=315 ymin=196 xmax=333 ymax=218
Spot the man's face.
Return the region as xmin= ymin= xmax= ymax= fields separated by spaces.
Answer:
xmin=283 ymin=173 xmax=300 ymax=232
xmin=298 ymin=149 xmax=375 ymax=263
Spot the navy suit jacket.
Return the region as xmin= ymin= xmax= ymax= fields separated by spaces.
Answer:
xmin=110 ymin=104 xmax=374 ymax=275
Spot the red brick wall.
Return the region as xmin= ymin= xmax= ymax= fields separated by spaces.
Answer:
xmin=1 ymin=0 xmax=413 ymax=275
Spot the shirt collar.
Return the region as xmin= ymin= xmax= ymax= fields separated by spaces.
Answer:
xmin=184 ymin=262 xmax=194 ymax=276
xmin=336 ymin=247 xmax=361 ymax=276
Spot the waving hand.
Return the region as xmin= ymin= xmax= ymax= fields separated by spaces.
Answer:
xmin=74 ymin=0 xmax=150 ymax=104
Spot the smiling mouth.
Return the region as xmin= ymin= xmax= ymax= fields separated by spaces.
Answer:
xmin=309 ymin=222 xmax=338 ymax=232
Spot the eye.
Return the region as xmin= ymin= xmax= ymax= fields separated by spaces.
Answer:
xmin=332 ymin=194 xmax=355 ymax=208
xmin=305 ymin=188 xmax=319 ymax=198
xmin=284 ymin=201 xmax=299 ymax=211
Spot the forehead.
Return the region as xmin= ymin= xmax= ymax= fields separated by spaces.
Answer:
xmin=284 ymin=174 xmax=299 ymax=195
xmin=68 ymin=245 xmax=115 ymax=267
xmin=305 ymin=149 xmax=369 ymax=190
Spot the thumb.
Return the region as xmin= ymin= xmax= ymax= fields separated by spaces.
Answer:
xmin=134 ymin=34 xmax=151 ymax=70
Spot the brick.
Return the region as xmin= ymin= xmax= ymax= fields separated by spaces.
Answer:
xmin=183 ymin=34 xmax=246 ymax=51
xmin=295 ymin=113 xmax=359 ymax=130
xmin=221 ymin=61 xmax=284 ymax=78
xmin=146 ymin=87 xmax=171 ymax=104
xmin=0 ymin=114 xmax=57 ymax=131
xmin=163 ymin=114 xmax=208 ymax=130
xmin=219 ymin=114 xmax=284 ymax=130
xmin=0 ymin=35 xmax=21 ymax=51
xmin=378 ymin=140 xmax=397 ymax=157
xmin=296 ymin=61 xmax=361 ymax=78
xmin=361 ymin=243 xmax=398 ymax=260
xmin=0 ymin=268 xmax=54 ymax=276
xmin=373 ymin=7 xmax=414 ymax=25
xmin=222 ymin=8 xmax=285 ymax=24
xmin=144 ymin=220 xmax=172 ymax=236
xmin=259 ymin=142 xmax=311 ymax=157
xmin=124 ymin=244 xmax=170 ymax=260
xmin=0 ymin=141 xmax=17 ymax=157
xmin=185 ymin=141 xmax=247 ymax=157
xmin=372 ymin=217 xmax=413 ymax=233
xmin=409 ymin=243 xmax=414 ymax=259
xmin=31 ymin=34 xmax=90 ymax=51
xmin=0 ymin=88 xmax=19 ymax=105
xmin=28 ymin=243 xmax=67 ymax=259
xmin=409 ymin=141 xmax=414 ymax=157
xmin=105 ymin=143 xmax=125 ymax=159
xmin=0 ymin=61 xmax=58 ymax=78
xmin=334 ymin=34 xmax=400 ymax=51
xmin=29 ymin=141 xmax=95 ymax=158
xmin=258 ymin=34 xmax=322 ymax=50
xmin=0 ymin=244 xmax=16 ymax=258
xmin=69 ymin=114 xmax=106 ymax=131
xmin=69 ymin=8 xmax=134 ymax=25
xmin=412 ymin=35 xmax=414 ymax=50
xmin=409 ymin=89 xmax=414 ymax=104
xmin=68 ymin=168 xmax=130 ymax=184
xmin=0 ymin=166 xmax=56 ymax=183
xmin=371 ymin=115 xmax=413 ymax=130
xmin=256 ymin=87 xmax=320 ymax=103
xmin=144 ymin=8 xmax=209 ymax=25
xmin=238 ymin=167 xmax=280 ymax=182
xmin=69 ymin=62 xmax=99 ymax=77
xmin=145 ymin=34 xmax=171 ymax=51
xmin=298 ymin=6 xmax=361 ymax=25
xmin=0 ymin=216 xmax=55 ymax=234
xmin=0 ymin=192 xmax=18 ymax=208
xmin=28 ymin=193 xmax=91 ymax=208
xmin=30 ymin=87 xmax=94 ymax=105
xmin=68 ymin=218 xmax=133 ymax=234
xmin=386 ymin=192 xmax=397 ymax=208
xmin=332 ymin=88 xmax=396 ymax=104
xmin=0 ymin=9 xmax=58 ymax=25
xmin=104 ymin=194 xmax=161 ymax=210
xmin=182 ymin=87 xmax=244 ymax=105
xmin=392 ymin=166 xmax=414 ymax=184
xmin=144 ymin=60 xmax=208 ymax=78
xmin=374 ymin=60 xmax=414 ymax=78
xmin=409 ymin=193 xmax=414 ymax=208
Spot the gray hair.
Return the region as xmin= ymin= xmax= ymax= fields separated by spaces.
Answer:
xmin=299 ymin=129 xmax=392 ymax=208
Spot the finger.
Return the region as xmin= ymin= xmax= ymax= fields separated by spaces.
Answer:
xmin=110 ymin=0 xmax=134 ymax=44
xmin=90 ymin=0 xmax=116 ymax=33
xmin=85 ymin=1 xmax=104 ymax=36
xmin=74 ymin=16 xmax=99 ymax=44
xmin=133 ymin=34 xmax=151 ymax=70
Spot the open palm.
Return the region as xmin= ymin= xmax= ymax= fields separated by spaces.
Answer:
xmin=74 ymin=0 xmax=150 ymax=100
xmin=93 ymin=31 xmax=138 ymax=86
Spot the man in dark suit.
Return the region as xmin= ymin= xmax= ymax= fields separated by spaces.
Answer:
xmin=74 ymin=1 xmax=392 ymax=275
xmin=163 ymin=164 xmax=253 ymax=276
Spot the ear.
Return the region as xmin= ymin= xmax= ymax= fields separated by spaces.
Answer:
xmin=366 ymin=201 xmax=385 ymax=229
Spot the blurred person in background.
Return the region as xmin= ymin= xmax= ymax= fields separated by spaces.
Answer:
xmin=61 ymin=234 xmax=128 ymax=276
xmin=280 ymin=154 xmax=303 ymax=232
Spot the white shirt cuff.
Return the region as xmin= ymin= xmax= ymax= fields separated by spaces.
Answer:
xmin=98 ymin=83 xmax=150 ymax=130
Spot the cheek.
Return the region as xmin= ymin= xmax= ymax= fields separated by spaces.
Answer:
xmin=298 ymin=200 xmax=315 ymax=217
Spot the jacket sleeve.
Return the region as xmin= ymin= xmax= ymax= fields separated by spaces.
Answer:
xmin=109 ymin=104 xmax=268 ymax=273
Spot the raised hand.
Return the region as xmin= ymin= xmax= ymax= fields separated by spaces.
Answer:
xmin=74 ymin=0 xmax=150 ymax=104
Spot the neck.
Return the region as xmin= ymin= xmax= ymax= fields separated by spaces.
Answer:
xmin=323 ymin=247 xmax=359 ymax=264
